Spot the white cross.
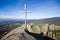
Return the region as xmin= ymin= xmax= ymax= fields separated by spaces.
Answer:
xmin=20 ymin=4 xmax=31 ymax=26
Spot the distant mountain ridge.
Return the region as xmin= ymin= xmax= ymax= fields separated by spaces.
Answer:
xmin=0 ymin=17 xmax=60 ymax=25
xmin=32 ymin=17 xmax=60 ymax=25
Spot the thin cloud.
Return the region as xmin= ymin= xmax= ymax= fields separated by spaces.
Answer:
xmin=0 ymin=15 xmax=22 ymax=19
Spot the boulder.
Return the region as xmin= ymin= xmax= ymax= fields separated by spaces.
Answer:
xmin=41 ymin=24 xmax=49 ymax=35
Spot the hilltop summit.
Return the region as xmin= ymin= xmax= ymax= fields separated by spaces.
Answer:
xmin=1 ymin=24 xmax=55 ymax=40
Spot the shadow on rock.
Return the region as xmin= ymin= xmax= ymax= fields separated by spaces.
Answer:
xmin=25 ymin=30 xmax=55 ymax=40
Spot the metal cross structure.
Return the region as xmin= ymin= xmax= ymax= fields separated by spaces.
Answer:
xmin=21 ymin=4 xmax=31 ymax=27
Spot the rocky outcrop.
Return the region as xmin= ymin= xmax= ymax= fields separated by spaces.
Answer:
xmin=1 ymin=24 xmax=38 ymax=40
xmin=1 ymin=24 xmax=55 ymax=40
xmin=26 ymin=24 xmax=41 ymax=34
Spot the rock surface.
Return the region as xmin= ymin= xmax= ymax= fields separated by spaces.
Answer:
xmin=1 ymin=24 xmax=54 ymax=40
xmin=41 ymin=24 xmax=49 ymax=35
xmin=1 ymin=24 xmax=37 ymax=40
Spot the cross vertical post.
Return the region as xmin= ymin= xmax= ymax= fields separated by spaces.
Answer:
xmin=24 ymin=4 xmax=27 ymax=26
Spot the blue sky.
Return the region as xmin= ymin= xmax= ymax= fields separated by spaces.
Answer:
xmin=0 ymin=0 xmax=60 ymax=19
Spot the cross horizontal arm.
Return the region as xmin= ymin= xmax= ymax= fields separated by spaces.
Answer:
xmin=26 ymin=11 xmax=32 ymax=13
xmin=20 ymin=11 xmax=32 ymax=13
